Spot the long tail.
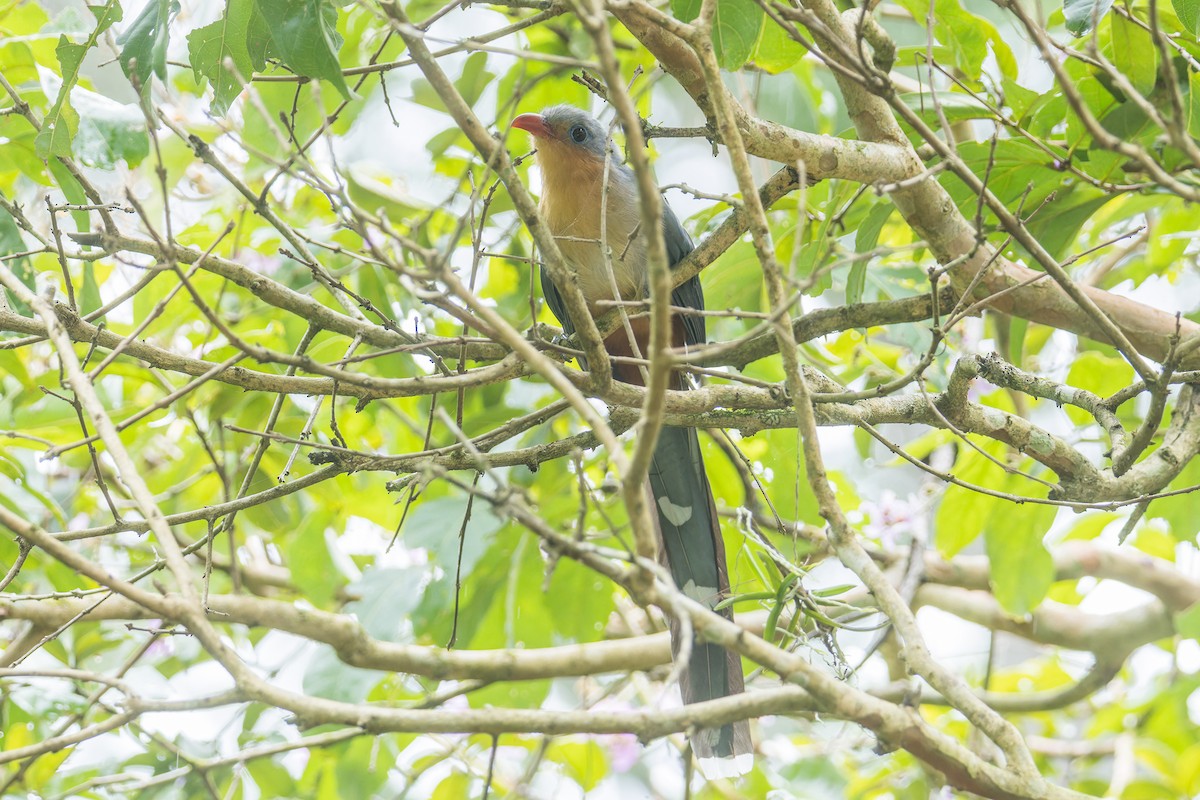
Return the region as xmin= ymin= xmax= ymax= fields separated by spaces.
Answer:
xmin=648 ymin=424 xmax=753 ymax=772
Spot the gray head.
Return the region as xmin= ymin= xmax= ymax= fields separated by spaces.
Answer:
xmin=512 ymin=105 xmax=618 ymax=162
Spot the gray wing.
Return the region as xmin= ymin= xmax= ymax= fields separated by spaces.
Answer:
xmin=662 ymin=202 xmax=705 ymax=348
xmin=540 ymin=268 xmax=575 ymax=336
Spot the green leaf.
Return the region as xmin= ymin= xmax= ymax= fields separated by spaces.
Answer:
xmin=704 ymin=238 xmax=765 ymax=312
xmin=464 ymin=532 xmax=555 ymax=709
xmin=431 ymin=772 xmax=472 ymax=800
xmin=1006 ymin=315 xmax=1028 ymax=367
xmin=426 ymin=126 xmax=463 ymax=158
xmin=187 ymin=0 xmax=256 ymax=115
xmin=79 ymin=263 xmax=102 ymax=315
xmin=404 ymin=496 xmax=503 ymax=578
xmin=846 ymin=259 xmax=867 ymax=305
xmin=302 ymin=644 xmax=383 ymax=703
xmin=1025 ymin=186 xmax=1110 ymax=261
xmin=411 ymin=77 xmax=447 ymax=112
xmin=1065 ymin=75 xmax=1121 ymax=143
xmin=284 ymin=520 xmax=341 ymax=608
xmin=893 ymin=0 xmax=1015 ymax=79
xmin=35 ymin=0 xmax=122 ymax=160
xmin=551 ymin=741 xmax=609 ymax=792
xmin=1177 ymin=602 xmax=1200 ymax=641
xmin=984 ymin=493 xmax=1056 ymax=616
xmin=745 ymin=427 xmax=821 ymax=525
xmin=934 ymin=443 xmax=1007 ymax=556
xmin=0 ymin=209 xmax=33 ymax=315
xmin=251 ymin=0 xmax=353 ymax=101
xmin=753 ymin=16 xmax=806 ymax=73
xmin=1189 ymin=71 xmax=1200 ymax=139
xmin=671 ymin=0 xmax=764 ymax=70
xmin=1064 ymin=0 xmax=1115 ymax=36
xmin=546 ymin=554 xmax=614 ymax=643
xmin=0 ymin=352 xmax=32 ymax=395
xmin=46 ymin=159 xmax=88 ymax=231
xmin=71 ymin=84 xmax=150 ymax=169
xmin=779 ymin=757 xmax=850 ymax=799
xmin=1063 ymin=512 xmax=1115 ymax=541
xmin=413 ymin=54 xmax=494 ymax=114
xmin=116 ymin=0 xmax=177 ymax=98
xmin=37 ymin=41 xmax=82 ymax=160
xmin=346 ymin=566 xmax=425 ymax=642
xmin=333 ymin=737 xmax=393 ymax=798
xmin=1109 ymin=15 xmax=1157 ymax=98
xmin=1148 ymin=456 xmax=1200 ymax=540
xmin=24 ymin=744 xmax=72 ymax=789
xmin=1176 ymin=0 xmax=1200 ymax=36
xmin=455 ymin=52 xmax=494 ymax=108
xmin=935 ymin=482 xmax=989 ymax=556
xmin=1132 ymin=521 xmax=1177 ymax=560
xmin=1003 ymin=77 xmax=1041 ymax=122
xmin=245 ymin=760 xmax=297 ymax=797
xmin=1064 ymin=352 xmax=1133 ymax=426
xmin=855 ymin=202 xmax=892 ymax=254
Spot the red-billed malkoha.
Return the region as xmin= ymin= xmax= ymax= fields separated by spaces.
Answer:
xmin=512 ymin=105 xmax=752 ymax=776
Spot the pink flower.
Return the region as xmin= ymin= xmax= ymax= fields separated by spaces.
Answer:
xmin=604 ymin=733 xmax=641 ymax=772
xmin=860 ymin=490 xmax=919 ymax=546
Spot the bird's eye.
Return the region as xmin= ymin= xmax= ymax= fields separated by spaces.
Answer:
xmin=570 ymin=125 xmax=588 ymax=143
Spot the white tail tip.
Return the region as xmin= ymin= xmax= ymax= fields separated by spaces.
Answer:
xmin=697 ymin=752 xmax=754 ymax=780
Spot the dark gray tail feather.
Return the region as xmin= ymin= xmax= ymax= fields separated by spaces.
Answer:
xmin=648 ymin=425 xmax=753 ymax=767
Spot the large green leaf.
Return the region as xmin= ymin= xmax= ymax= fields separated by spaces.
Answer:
xmin=671 ymin=0 xmax=764 ymax=70
xmin=1148 ymin=456 xmax=1200 ymax=540
xmin=283 ymin=515 xmax=342 ymax=608
xmin=70 ymin=83 xmax=150 ymax=168
xmin=403 ymin=485 xmax=542 ymax=646
xmin=410 ymin=55 xmax=489 ymax=112
xmin=116 ymin=0 xmax=177 ymax=99
xmin=935 ymin=481 xmax=992 ymax=557
xmin=35 ymin=1 xmax=122 ymax=160
xmin=935 ymin=439 xmax=1021 ymax=557
xmin=855 ymin=202 xmax=893 ymax=256
xmin=455 ymin=51 xmax=494 ymax=108
xmin=1025 ymin=186 xmax=1111 ymax=261
xmin=46 ymin=159 xmax=89 ymax=231
xmin=934 ymin=420 xmax=1056 ymax=612
xmin=404 ymin=496 xmax=503 ymax=579
xmin=1065 ymin=0 xmax=1115 ymax=36
xmin=550 ymin=741 xmax=610 ymax=793
xmin=346 ymin=565 xmax=426 ymax=642
xmin=465 ymin=531 xmax=556 ymax=709
xmin=1108 ymin=15 xmax=1157 ymax=98
xmin=0 ymin=209 xmax=33 ymax=315
xmin=187 ymin=0 xmax=256 ymax=115
xmin=984 ymin=489 xmax=1056 ymax=616
xmin=1064 ymin=352 xmax=1134 ymax=426
xmin=741 ymin=427 xmax=822 ymax=525
xmin=1188 ymin=71 xmax=1200 ymax=139
xmin=703 ymin=238 xmax=766 ymax=313
xmin=301 ymin=644 xmax=385 ymax=703
xmin=251 ymin=0 xmax=352 ymax=101
xmin=894 ymin=0 xmax=1016 ymax=79
xmin=753 ymin=16 xmax=806 ymax=73
xmin=1176 ymin=0 xmax=1200 ymax=36
xmin=1177 ymin=602 xmax=1200 ymax=642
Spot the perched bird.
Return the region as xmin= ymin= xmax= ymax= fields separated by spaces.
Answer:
xmin=512 ymin=105 xmax=752 ymax=775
